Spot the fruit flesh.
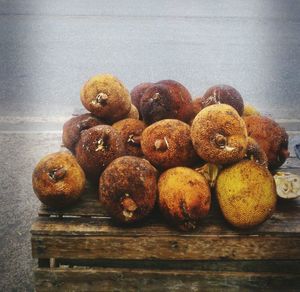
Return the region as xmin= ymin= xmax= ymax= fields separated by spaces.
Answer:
xmin=99 ymin=156 xmax=158 ymax=223
xmin=191 ymin=104 xmax=248 ymax=165
xmin=216 ymin=160 xmax=277 ymax=229
xmin=158 ymin=167 xmax=211 ymax=231
xmin=32 ymin=152 xmax=86 ymax=208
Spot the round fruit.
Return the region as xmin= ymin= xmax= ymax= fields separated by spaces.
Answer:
xmin=244 ymin=115 xmax=289 ymax=169
xmin=201 ymin=84 xmax=244 ymax=116
xmin=130 ymin=82 xmax=153 ymax=117
xmin=141 ymin=119 xmax=198 ymax=169
xmin=216 ymin=160 xmax=277 ymax=229
xmin=75 ymin=125 xmax=125 ymax=180
xmin=140 ymin=80 xmax=193 ymax=124
xmin=62 ymin=113 xmax=104 ymax=152
xmin=80 ymin=74 xmax=131 ymax=122
xmin=191 ymin=104 xmax=248 ymax=165
xmin=32 ymin=152 xmax=86 ymax=208
xmin=158 ymin=167 xmax=211 ymax=231
xmin=242 ymin=103 xmax=260 ymax=117
xmin=112 ymin=118 xmax=146 ymax=157
xmin=99 ymin=156 xmax=158 ymax=223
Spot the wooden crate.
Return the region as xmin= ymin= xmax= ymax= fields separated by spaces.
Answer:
xmin=31 ymin=134 xmax=300 ymax=291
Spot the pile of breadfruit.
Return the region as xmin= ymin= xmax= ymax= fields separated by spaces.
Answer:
xmin=32 ymin=74 xmax=299 ymax=231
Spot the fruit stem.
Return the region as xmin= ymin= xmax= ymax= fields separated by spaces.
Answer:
xmin=93 ymin=92 xmax=108 ymax=106
xmin=95 ymin=130 xmax=110 ymax=152
xmin=154 ymin=137 xmax=169 ymax=151
xmin=48 ymin=167 xmax=66 ymax=181
xmin=127 ymin=134 xmax=141 ymax=146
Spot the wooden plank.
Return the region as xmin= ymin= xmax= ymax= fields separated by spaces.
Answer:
xmin=34 ymin=267 xmax=300 ymax=291
xmin=55 ymin=258 xmax=300 ymax=273
xmin=32 ymin=235 xmax=300 ymax=260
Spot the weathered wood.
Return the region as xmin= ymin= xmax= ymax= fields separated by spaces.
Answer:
xmin=34 ymin=267 xmax=300 ymax=291
xmin=32 ymin=234 xmax=300 ymax=260
xmin=55 ymin=258 xmax=300 ymax=273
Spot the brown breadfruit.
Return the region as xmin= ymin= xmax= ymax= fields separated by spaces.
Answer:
xmin=191 ymin=104 xmax=248 ymax=165
xmin=32 ymin=152 xmax=86 ymax=208
xmin=245 ymin=137 xmax=268 ymax=167
xmin=62 ymin=113 xmax=105 ymax=152
xmin=244 ymin=115 xmax=289 ymax=169
xmin=75 ymin=125 xmax=125 ymax=180
xmin=216 ymin=160 xmax=277 ymax=229
xmin=201 ymin=84 xmax=244 ymax=116
xmin=158 ymin=167 xmax=211 ymax=231
xmin=112 ymin=118 xmax=146 ymax=157
xmin=141 ymin=119 xmax=198 ymax=170
xmin=123 ymin=104 xmax=140 ymax=120
xmin=80 ymin=74 xmax=131 ymax=122
xmin=140 ymin=80 xmax=193 ymax=124
xmin=189 ymin=97 xmax=204 ymax=125
xmin=99 ymin=156 xmax=158 ymax=223
xmin=130 ymin=82 xmax=153 ymax=117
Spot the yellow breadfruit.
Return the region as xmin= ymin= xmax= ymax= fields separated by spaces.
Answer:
xmin=216 ymin=160 xmax=276 ymax=229
xmin=158 ymin=167 xmax=211 ymax=231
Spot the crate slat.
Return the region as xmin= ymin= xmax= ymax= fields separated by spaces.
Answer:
xmin=34 ymin=267 xmax=300 ymax=291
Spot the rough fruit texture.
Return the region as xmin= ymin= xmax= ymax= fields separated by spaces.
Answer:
xmin=141 ymin=119 xmax=198 ymax=169
xmin=191 ymin=104 xmax=248 ymax=165
xmin=216 ymin=160 xmax=277 ymax=229
xmin=99 ymin=156 xmax=158 ymax=223
xmin=245 ymin=137 xmax=268 ymax=167
xmin=80 ymin=74 xmax=131 ymax=122
xmin=130 ymin=82 xmax=153 ymax=117
xmin=75 ymin=125 xmax=125 ymax=180
xmin=112 ymin=118 xmax=146 ymax=157
xmin=62 ymin=113 xmax=104 ymax=152
xmin=158 ymin=167 xmax=211 ymax=231
xmin=201 ymin=84 xmax=244 ymax=116
xmin=244 ymin=115 xmax=289 ymax=169
xmin=32 ymin=152 xmax=86 ymax=208
xmin=140 ymin=80 xmax=193 ymax=124
xmin=242 ymin=103 xmax=260 ymax=117
xmin=124 ymin=104 xmax=139 ymax=120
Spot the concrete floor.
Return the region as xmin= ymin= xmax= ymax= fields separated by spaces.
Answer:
xmin=0 ymin=0 xmax=300 ymax=290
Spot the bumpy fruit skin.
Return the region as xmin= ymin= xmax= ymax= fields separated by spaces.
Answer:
xmin=244 ymin=116 xmax=289 ymax=169
xmin=80 ymin=74 xmax=131 ymax=122
xmin=191 ymin=104 xmax=248 ymax=165
xmin=216 ymin=160 xmax=277 ymax=229
xmin=140 ymin=80 xmax=193 ymax=124
xmin=75 ymin=125 xmax=125 ymax=180
xmin=201 ymin=85 xmax=244 ymax=116
xmin=99 ymin=156 xmax=158 ymax=223
xmin=242 ymin=103 xmax=260 ymax=117
xmin=112 ymin=118 xmax=146 ymax=157
xmin=245 ymin=137 xmax=268 ymax=167
xmin=141 ymin=119 xmax=198 ymax=170
xmin=130 ymin=82 xmax=153 ymax=117
xmin=158 ymin=167 xmax=211 ymax=231
xmin=124 ymin=104 xmax=139 ymax=120
xmin=62 ymin=113 xmax=105 ymax=152
xmin=32 ymin=152 xmax=86 ymax=208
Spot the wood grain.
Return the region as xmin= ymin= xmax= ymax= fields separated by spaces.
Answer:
xmin=34 ymin=267 xmax=300 ymax=291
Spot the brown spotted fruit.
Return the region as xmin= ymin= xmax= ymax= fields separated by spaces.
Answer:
xmin=244 ymin=115 xmax=289 ymax=169
xmin=32 ymin=152 xmax=86 ymax=208
xmin=62 ymin=113 xmax=105 ymax=152
xmin=191 ymin=104 xmax=248 ymax=165
xmin=99 ymin=156 xmax=158 ymax=223
xmin=75 ymin=125 xmax=125 ymax=180
xmin=158 ymin=167 xmax=211 ymax=231
xmin=112 ymin=118 xmax=146 ymax=157
xmin=216 ymin=160 xmax=277 ymax=229
xmin=201 ymin=84 xmax=244 ymax=116
xmin=130 ymin=82 xmax=153 ymax=117
xmin=140 ymin=80 xmax=193 ymax=124
xmin=141 ymin=119 xmax=198 ymax=170
xmin=80 ymin=74 xmax=131 ymax=122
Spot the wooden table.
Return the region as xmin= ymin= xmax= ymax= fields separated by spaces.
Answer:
xmin=31 ymin=131 xmax=300 ymax=291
